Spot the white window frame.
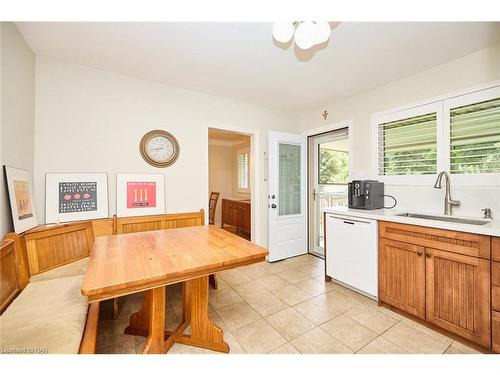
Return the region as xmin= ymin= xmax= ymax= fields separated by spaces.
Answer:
xmin=372 ymin=80 xmax=500 ymax=187
xmin=372 ymin=102 xmax=444 ymax=186
xmin=237 ymin=147 xmax=250 ymax=193
xmin=443 ymin=85 xmax=500 ymax=186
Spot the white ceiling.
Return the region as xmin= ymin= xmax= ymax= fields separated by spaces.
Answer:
xmin=16 ymin=22 xmax=500 ymax=113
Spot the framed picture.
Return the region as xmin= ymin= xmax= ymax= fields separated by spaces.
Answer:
xmin=4 ymin=166 xmax=38 ymax=233
xmin=116 ymin=173 xmax=165 ymax=217
xmin=45 ymin=173 xmax=109 ymax=224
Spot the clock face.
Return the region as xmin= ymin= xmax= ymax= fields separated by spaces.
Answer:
xmin=140 ymin=130 xmax=180 ymax=167
xmin=147 ymin=136 xmax=174 ymax=162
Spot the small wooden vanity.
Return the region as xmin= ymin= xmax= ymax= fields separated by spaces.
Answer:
xmin=221 ymin=198 xmax=251 ymax=234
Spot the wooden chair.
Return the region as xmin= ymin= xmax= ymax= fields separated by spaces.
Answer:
xmin=208 ymin=192 xmax=220 ymax=225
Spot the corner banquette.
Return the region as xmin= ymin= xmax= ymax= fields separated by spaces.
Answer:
xmin=0 ymin=209 xmax=207 ymax=354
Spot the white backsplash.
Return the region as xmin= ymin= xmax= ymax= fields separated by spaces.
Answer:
xmin=383 ymin=185 xmax=500 ymax=219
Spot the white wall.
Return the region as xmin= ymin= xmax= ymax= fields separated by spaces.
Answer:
xmin=34 ymin=57 xmax=299 ymax=246
xmin=208 ymin=144 xmax=234 ymax=226
xmin=300 ymin=44 xmax=500 ymax=217
xmin=0 ymin=23 xmax=35 ymax=237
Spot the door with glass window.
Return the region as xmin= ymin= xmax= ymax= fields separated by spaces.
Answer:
xmin=308 ymin=128 xmax=349 ymax=257
xmin=268 ymin=131 xmax=307 ymax=262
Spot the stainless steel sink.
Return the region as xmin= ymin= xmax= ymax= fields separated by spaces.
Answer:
xmin=396 ymin=213 xmax=490 ymax=226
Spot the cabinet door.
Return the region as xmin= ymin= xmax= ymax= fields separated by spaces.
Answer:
xmin=426 ymin=248 xmax=491 ymax=347
xmin=493 ymin=311 xmax=500 ymax=353
xmin=379 ymin=238 xmax=426 ymax=319
xmin=238 ymin=204 xmax=251 ymax=233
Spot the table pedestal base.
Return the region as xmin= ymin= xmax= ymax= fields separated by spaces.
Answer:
xmin=124 ymin=276 xmax=229 ymax=354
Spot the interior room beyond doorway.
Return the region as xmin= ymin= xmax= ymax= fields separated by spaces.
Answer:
xmin=208 ymin=128 xmax=252 ymax=241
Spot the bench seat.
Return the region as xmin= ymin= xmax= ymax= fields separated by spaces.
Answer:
xmin=29 ymin=257 xmax=90 ymax=283
xmin=0 ymin=275 xmax=88 ymax=354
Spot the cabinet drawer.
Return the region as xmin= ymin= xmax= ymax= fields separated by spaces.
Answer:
xmin=493 ymin=261 xmax=500 ymax=287
xmin=493 ymin=286 xmax=500 ymax=312
xmin=493 ymin=237 xmax=500 ymax=262
xmin=228 ymin=202 xmax=243 ymax=211
xmin=493 ymin=311 xmax=500 ymax=353
xmin=379 ymin=221 xmax=490 ymax=259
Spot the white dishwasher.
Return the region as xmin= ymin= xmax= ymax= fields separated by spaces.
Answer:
xmin=325 ymin=214 xmax=378 ymax=299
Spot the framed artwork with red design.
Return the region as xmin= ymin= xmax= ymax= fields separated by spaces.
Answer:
xmin=116 ymin=173 xmax=165 ymax=217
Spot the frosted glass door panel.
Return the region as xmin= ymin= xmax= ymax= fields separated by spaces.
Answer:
xmin=279 ymin=143 xmax=301 ymax=216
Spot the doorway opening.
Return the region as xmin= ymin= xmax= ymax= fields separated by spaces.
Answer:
xmin=208 ymin=128 xmax=252 ymax=241
xmin=307 ymin=127 xmax=350 ymax=258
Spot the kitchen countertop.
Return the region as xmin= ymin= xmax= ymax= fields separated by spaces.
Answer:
xmin=323 ymin=206 xmax=500 ymax=237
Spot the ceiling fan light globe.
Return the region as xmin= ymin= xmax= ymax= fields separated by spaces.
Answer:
xmin=272 ymin=22 xmax=295 ymax=43
xmin=314 ymin=21 xmax=331 ymax=45
xmin=294 ymin=21 xmax=316 ymax=50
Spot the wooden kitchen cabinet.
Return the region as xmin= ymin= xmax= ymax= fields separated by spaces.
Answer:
xmin=492 ymin=256 xmax=500 ymax=353
xmin=425 ymin=248 xmax=491 ymax=348
xmin=221 ymin=199 xmax=251 ymax=234
xmin=493 ymin=237 xmax=500 ymax=262
xmin=493 ymin=310 xmax=500 ymax=353
xmin=379 ymin=221 xmax=492 ymax=349
xmin=379 ymin=238 xmax=426 ymax=319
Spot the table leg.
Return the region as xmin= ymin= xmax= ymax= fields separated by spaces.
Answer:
xmin=209 ymin=274 xmax=218 ymax=289
xmin=124 ymin=286 xmax=166 ymax=354
xmin=113 ymin=298 xmax=119 ymax=320
xmin=175 ymin=276 xmax=229 ymax=353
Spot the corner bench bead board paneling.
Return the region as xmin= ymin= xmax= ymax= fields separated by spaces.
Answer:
xmin=115 ymin=210 xmax=205 ymax=234
xmin=3 ymin=233 xmax=30 ymax=289
xmin=23 ymin=222 xmax=94 ymax=276
xmin=91 ymin=217 xmax=115 ymax=238
xmin=0 ymin=240 xmax=21 ymax=314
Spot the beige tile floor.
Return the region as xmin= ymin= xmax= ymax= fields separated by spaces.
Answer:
xmin=96 ymin=254 xmax=481 ymax=354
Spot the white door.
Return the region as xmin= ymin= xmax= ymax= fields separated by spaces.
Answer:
xmin=268 ymin=131 xmax=307 ymax=262
xmin=309 ymin=129 xmax=349 ymax=256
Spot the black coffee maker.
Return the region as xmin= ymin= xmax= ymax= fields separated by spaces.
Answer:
xmin=348 ymin=180 xmax=385 ymax=210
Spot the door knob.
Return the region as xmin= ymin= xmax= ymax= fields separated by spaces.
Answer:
xmin=426 ymin=253 xmax=432 ymax=258
xmin=271 ymin=204 xmax=277 ymax=209
xmin=416 ymin=251 xmax=422 ymax=256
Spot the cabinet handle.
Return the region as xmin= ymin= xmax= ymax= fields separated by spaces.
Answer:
xmin=425 ymin=253 xmax=432 ymax=258
xmin=416 ymin=251 xmax=422 ymax=256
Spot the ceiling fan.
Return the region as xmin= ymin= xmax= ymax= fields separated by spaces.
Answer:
xmin=272 ymin=21 xmax=333 ymax=50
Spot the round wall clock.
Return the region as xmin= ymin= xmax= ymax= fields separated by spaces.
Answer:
xmin=139 ymin=130 xmax=180 ymax=168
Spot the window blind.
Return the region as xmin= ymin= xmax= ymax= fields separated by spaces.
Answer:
xmin=450 ymin=97 xmax=500 ymax=174
xmin=238 ymin=152 xmax=249 ymax=189
xmin=378 ymin=112 xmax=437 ymax=175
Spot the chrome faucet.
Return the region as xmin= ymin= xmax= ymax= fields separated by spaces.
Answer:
xmin=434 ymin=171 xmax=460 ymax=215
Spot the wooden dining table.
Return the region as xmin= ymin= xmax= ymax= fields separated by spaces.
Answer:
xmin=81 ymin=225 xmax=268 ymax=354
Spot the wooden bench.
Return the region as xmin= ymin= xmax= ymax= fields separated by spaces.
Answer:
xmin=0 ymin=209 xmax=211 ymax=353
xmin=0 ymin=224 xmax=99 ymax=354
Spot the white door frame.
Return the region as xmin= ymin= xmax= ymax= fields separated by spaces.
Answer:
xmin=302 ymin=119 xmax=354 ymax=174
xmin=206 ymin=125 xmax=260 ymax=245
xmin=303 ymin=120 xmax=354 ymax=255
